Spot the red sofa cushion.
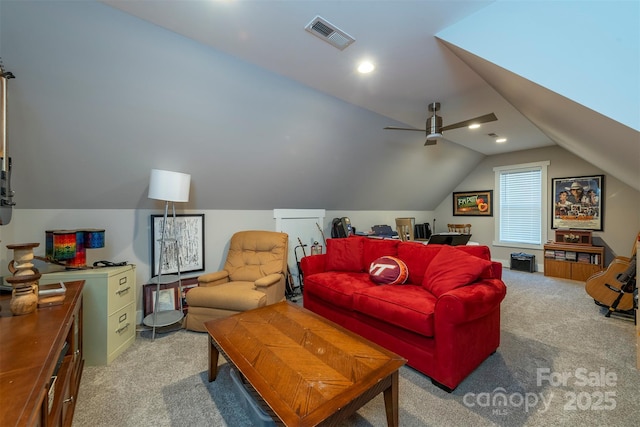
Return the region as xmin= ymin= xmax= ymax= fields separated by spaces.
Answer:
xmin=423 ymin=245 xmax=493 ymax=297
xmin=353 ymin=284 xmax=437 ymax=337
xmin=303 ymin=271 xmax=374 ymax=310
xmin=362 ymin=238 xmax=399 ymax=270
xmin=397 ymin=242 xmax=442 ymax=284
xmin=325 ymin=237 xmax=364 ymax=272
xmin=454 ymin=245 xmax=495 ymax=279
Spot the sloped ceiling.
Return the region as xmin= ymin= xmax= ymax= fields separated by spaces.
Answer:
xmin=1 ymin=1 xmax=637 ymax=211
xmin=443 ymin=40 xmax=640 ymax=190
xmin=435 ymin=0 xmax=639 ymax=190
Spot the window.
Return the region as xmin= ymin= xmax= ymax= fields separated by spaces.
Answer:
xmin=494 ymin=161 xmax=549 ymax=249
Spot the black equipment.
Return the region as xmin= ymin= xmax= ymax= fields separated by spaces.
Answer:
xmin=510 ymin=253 xmax=536 ymax=273
xmin=415 ymin=223 xmax=432 ymax=240
xmin=331 ymin=217 xmax=352 ymax=238
xmin=427 ymin=234 xmax=471 ymax=246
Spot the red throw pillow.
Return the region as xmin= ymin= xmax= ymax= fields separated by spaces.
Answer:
xmin=369 ymin=256 xmax=409 ymax=285
xmin=325 ymin=237 xmax=364 ymax=272
xmin=422 ymin=245 xmax=493 ymax=297
xmin=362 ymin=238 xmax=400 ymax=270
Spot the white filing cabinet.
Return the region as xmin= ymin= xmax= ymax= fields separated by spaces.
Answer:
xmin=40 ymin=265 xmax=136 ymax=365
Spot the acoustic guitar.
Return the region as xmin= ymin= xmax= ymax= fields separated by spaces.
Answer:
xmin=585 ymin=253 xmax=636 ymax=312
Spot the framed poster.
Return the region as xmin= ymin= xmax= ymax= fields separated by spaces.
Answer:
xmin=151 ymin=214 xmax=205 ymax=276
xmin=452 ymin=190 xmax=493 ymax=216
xmin=551 ymin=175 xmax=603 ymax=230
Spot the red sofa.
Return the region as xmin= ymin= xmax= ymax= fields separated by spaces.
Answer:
xmin=300 ymin=236 xmax=506 ymax=391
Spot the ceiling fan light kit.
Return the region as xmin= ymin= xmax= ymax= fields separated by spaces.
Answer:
xmin=385 ymin=101 xmax=498 ymax=147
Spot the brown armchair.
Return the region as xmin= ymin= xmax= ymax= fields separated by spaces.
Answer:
xmin=183 ymin=230 xmax=288 ymax=332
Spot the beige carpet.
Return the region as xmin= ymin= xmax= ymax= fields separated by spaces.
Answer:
xmin=72 ymin=270 xmax=639 ymax=426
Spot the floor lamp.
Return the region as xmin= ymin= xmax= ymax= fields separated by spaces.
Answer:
xmin=143 ymin=168 xmax=191 ymax=340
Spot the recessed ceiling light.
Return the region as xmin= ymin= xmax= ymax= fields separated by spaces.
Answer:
xmin=468 ymin=124 xmax=481 ymax=129
xmin=357 ymin=61 xmax=375 ymax=74
xmin=496 ymin=138 xmax=507 ymax=143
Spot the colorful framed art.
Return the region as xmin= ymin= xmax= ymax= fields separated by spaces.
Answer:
xmin=452 ymin=190 xmax=493 ymax=216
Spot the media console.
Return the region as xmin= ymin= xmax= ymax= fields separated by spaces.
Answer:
xmin=543 ymin=242 xmax=604 ymax=281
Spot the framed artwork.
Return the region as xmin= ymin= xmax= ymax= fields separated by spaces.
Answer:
xmin=143 ymin=282 xmax=179 ymax=316
xmin=151 ymin=214 xmax=205 ymax=276
xmin=143 ymin=278 xmax=199 ymax=316
xmin=452 ymin=190 xmax=493 ymax=216
xmin=551 ymin=175 xmax=603 ymax=230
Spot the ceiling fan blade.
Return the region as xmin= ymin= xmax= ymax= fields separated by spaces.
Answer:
xmin=384 ymin=126 xmax=426 ymax=132
xmin=441 ymin=112 xmax=497 ymax=132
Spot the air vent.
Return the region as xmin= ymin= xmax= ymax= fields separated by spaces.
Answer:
xmin=305 ymin=16 xmax=355 ymax=50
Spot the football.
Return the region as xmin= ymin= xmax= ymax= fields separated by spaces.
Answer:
xmin=369 ymin=256 xmax=409 ymax=285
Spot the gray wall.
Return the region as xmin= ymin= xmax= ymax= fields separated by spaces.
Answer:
xmin=1 ymin=0 xmax=481 ymax=212
xmin=434 ymin=145 xmax=640 ymax=267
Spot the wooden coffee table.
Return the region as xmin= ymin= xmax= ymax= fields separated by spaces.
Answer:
xmin=205 ymin=301 xmax=406 ymax=426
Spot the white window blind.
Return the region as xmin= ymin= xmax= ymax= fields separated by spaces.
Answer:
xmin=494 ymin=161 xmax=549 ymax=248
xmin=499 ymin=168 xmax=541 ymax=244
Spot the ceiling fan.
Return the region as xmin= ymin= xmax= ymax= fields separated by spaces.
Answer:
xmin=384 ymin=102 xmax=497 ymax=146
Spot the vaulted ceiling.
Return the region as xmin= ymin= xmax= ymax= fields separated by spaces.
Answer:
xmin=102 ymin=0 xmax=639 ymax=186
xmin=1 ymin=1 xmax=638 ymax=210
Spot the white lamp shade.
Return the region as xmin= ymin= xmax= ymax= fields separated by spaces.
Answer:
xmin=148 ymin=169 xmax=191 ymax=202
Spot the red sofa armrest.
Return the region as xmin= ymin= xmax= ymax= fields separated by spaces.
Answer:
xmin=300 ymin=254 xmax=327 ymax=276
xmin=435 ymin=279 xmax=507 ymax=324
xmin=490 ymin=261 xmax=503 ymax=280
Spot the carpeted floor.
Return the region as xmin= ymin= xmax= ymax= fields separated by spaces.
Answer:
xmin=72 ymin=270 xmax=639 ymax=426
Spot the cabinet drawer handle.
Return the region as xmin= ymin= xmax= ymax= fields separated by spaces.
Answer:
xmin=116 ymin=323 xmax=130 ymax=334
xmin=116 ymin=286 xmax=131 ymax=296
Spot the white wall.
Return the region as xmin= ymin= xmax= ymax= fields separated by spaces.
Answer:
xmin=0 ymin=208 xmax=430 ymax=323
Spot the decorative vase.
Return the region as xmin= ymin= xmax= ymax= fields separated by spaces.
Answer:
xmin=6 ymin=242 xmax=40 ymax=276
xmin=6 ymin=273 xmax=41 ymax=316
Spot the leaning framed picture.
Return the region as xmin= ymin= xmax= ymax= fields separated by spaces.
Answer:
xmin=452 ymin=190 xmax=493 ymax=216
xmin=143 ymin=282 xmax=180 ymax=317
xmin=151 ymin=214 xmax=205 ymax=276
xmin=143 ymin=277 xmax=199 ymax=316
xmin=551 ymin=175 xmax=603 ymax=230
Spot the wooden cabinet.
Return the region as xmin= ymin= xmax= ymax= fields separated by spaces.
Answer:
xmin=40 ymin=265 xmax=136 ymax=365
xmin=543 ymin=243 xmax=604 ymax=281
xmin=0 ymin=280 xmax=84 ymax=427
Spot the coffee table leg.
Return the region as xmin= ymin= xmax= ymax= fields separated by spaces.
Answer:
xmin=208 ymin=336 xmax=220 ymax=382
xmin=383 ymin=370 xmax=400 ymax=427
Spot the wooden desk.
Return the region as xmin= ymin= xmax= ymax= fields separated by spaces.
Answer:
xmin=205 ymin=302 xmax=406 ymax=426
xmin=0 ymin=281 xmax=84 ymax=427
